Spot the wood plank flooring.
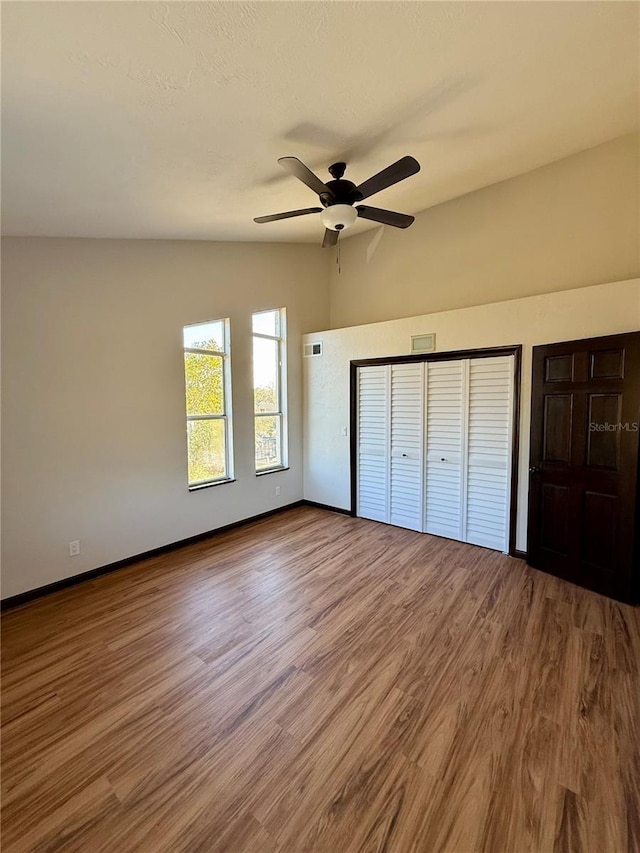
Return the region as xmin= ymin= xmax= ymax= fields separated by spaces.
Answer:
xmin=2 ymin=506 xmax=639 ymax=852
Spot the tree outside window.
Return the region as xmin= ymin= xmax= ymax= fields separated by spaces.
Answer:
xmin=183 ymin=319 xmax=233 ymax=487
xmin=252 ymin=309 xmax=287 ymax=472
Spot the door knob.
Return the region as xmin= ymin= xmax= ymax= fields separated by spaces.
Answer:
xmin=529 ymin=466 xmax=541 ymax=474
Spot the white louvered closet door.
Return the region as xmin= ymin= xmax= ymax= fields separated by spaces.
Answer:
xmin=389 ymin=363 xmax=424 ymax=531
xmin=423 ymin=356 xmax=513 ymax=551
xmin=357 ymin=365 xmax=389 ymax=523
xmin=357 ymin=355 xmax=514 ymax=553
xmin=424 ymin=360 xmax=465 ymax=540
xmin=465 ymin=356 xmax=513 ymax=551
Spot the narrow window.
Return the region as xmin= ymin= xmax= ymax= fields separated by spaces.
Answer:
xmin=183 ymin=319 xmax=233 ymax=488
xmin=252 ymin=308 xmax=287 ymax=472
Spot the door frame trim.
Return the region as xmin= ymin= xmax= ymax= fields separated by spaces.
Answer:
xmin=350 ymin=344 xmax=523 ymax=557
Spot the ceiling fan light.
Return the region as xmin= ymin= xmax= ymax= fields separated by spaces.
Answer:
xmin=320 ymin=204 xmax=357 ymax=232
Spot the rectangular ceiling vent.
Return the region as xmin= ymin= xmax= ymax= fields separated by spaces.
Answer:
xmin=304 ymin=342 xmax=323 ymax=357
xmin=411 ymin=333 xmax=436 ymax=354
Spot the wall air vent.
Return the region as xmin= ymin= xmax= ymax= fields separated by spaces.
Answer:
xmin=411 ymin=333 xmax=436 ymax=353
xmin=304 ymin=342 xmax=323 ymax=357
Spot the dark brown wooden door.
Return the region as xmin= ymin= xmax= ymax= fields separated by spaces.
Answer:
xmin=527 ymin=331 xmax=640 ymax=602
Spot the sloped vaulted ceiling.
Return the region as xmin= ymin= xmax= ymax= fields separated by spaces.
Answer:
xmin=2 ymin=1 xmax=638 ymax=241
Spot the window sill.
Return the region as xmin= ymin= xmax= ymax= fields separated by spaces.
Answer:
xmin=255 ymin=466 xmax=290 ymax=477
xmin=189 ymin=478 xmax=236 ymax=492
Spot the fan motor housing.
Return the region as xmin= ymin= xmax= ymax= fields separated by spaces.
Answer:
xmin=321 ymin=180 xmax=362 ymax=207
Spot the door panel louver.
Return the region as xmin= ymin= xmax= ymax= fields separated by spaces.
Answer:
xmin=357 ymin=366 xmax=388 ymax=522
xmin=390 ymin=363 xmax=423 ymax=531
xmin=465 ymin=357 xmax=512 ymax=550
xmin=424 ymin=360 xmax=464 ymax=540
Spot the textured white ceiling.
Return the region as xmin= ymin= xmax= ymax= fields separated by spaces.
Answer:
xmin=2 ymin=1 xmax=638 ymax=243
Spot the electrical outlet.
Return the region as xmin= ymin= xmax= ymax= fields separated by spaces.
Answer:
xmin=275 ymin=486 xmax=281 ymax=496
xmin=69 ymin=540 xmax=80 ymax=557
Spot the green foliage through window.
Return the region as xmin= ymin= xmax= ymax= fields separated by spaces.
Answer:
xmin=185 ymin=350 xmax=224 ymax=416
xmin=184 ymin=322 xmax=231 ymax=485
xmin=252 ymin=309 xmax=286 ymax=470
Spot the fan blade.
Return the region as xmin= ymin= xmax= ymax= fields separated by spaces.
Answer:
xmin=356 ymin=205 xmax=414 ymax=229
xmin=355 ymin=156 xmax=420 ymax=201
xmin=278 ymin=157 xmax=334 ymax=197
xmin=322 ymin=228 xmax=339 ymax=248
xmin=254 ymin=207 xmax=322 ymax=224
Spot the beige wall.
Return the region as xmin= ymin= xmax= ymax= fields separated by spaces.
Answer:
xmin=330 ymin=134 xmax=640 ymax=328
xmin=1 ymin=237 xmax=329 ymax=598
xmin=303 ymin=279 xmax=640 ymax=551
xmin=3 ymin=134 xmax=638 ymax=599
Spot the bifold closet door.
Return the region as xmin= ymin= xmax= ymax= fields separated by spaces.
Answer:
xmin=465 ymin=356 xmax=513 ymax=551
xmin=424 ymin=355 xmax=513 ymax=551
xmin=357 ymin=365 xmax=389 ymax=523
xmin=389 ymin=363 xmax=424 ymax=531
xmin=424 ymin=360 xmax=465 ymax=540
xmin=357 ymin=363 xmax=424 ymax=529
xmin=357 ymin=355 xmax=513 ymax=552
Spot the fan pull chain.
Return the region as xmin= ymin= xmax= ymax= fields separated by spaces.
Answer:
xmin=336 ymin=239 xmax=341 ymax=275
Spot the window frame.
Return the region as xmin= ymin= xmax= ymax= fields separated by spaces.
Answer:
xmin=252 ymin=308 xmax=288 ymax=474
xmin=184 ymin=318 xmax=234 ymax=490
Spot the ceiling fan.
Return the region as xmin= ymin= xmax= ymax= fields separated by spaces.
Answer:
xmin=254 ymin=155 xmax=420 ymax=247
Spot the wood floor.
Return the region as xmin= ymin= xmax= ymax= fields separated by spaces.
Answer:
xmin=2 ymin=506 xmax=639 ymax=853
